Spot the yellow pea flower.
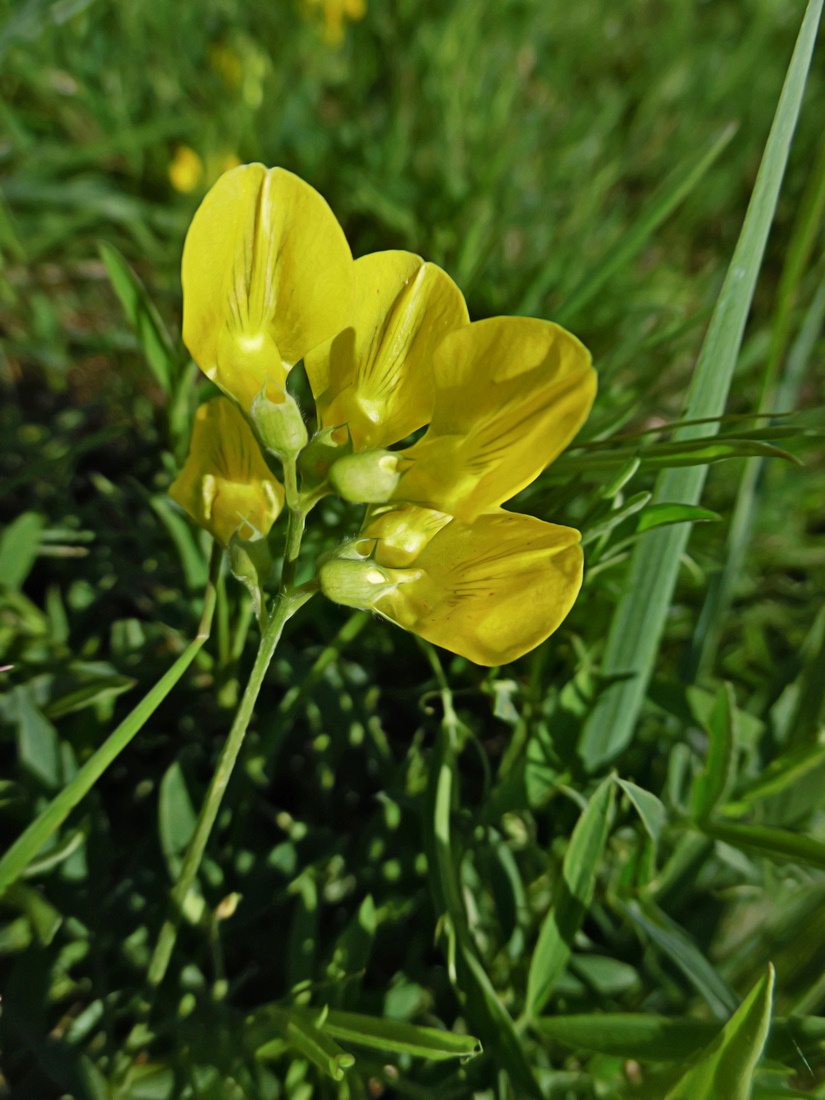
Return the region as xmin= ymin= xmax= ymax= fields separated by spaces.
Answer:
xmin=304 ymin=250 xmax=469 ymax=452
xmin=182 ymin=163 xmax=354 ymax=413
xmin=303 ymin=0 xmax=366 ymax=44
xmin=319 ymin=505 xmax=583 ymax=666
xmin=169 ymin=398 xmax=284 ymax=547
xmin=392 ymin=316 xmax=596 ymax=522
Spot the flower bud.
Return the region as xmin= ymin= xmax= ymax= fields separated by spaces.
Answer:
xmin=329 ymin=450 xmax=403 ymax=504
xmin=250 ymin=386 xmax=308 ymax=461
xmin=227 ymin=531 xmax=272 ymax=619
xmin=318 ymin=557 xmax=398 ymax=611
xmin=298 ymin=425 xmax=352 ymax=486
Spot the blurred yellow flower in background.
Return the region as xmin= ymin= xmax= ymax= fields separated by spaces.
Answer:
xmin=169 ymin=146 xmax=204 ymax=194
xmin=169 ymin=146 xmax=242 ymax=195
xmin=303 ymin=0 xmax=366 ymax=44
xmin=169 ymin=398 xmax=284 ymax=547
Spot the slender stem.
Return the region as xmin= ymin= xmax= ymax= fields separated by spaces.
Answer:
xmin=147 ymin=584 xmax=315 ymax=988
xmin=0 ymin=544 xmax=222 ymax=898
xmin=281 ymin=458 xmax=304 ymax=590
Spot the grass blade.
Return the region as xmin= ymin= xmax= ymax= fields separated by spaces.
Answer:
xmin=578 ymin=0 xmax=824 ymax=770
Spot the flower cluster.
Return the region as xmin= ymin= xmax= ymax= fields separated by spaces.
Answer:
xmin=172 ymin=164 xmax=596 ymax=665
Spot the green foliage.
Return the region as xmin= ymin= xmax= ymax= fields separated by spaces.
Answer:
xmin=2 ymin=0 xmax=825 ymax=1097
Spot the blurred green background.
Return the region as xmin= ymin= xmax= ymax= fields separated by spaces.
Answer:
xmin=1 ymin=0 xmax=825 ymax=1096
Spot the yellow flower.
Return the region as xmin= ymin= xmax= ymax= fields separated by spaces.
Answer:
xmin=169 ymin=398 xmax=284 ymax=547
xmin=181 ymin=163 xmax=354 ymax=413
xmin=304 ymin=250 xmax=469 ymax=452
xmin=392 ymin=316 xmax=596 ymax=522
xmin=303 ymin=0 xmax=366 ymax=44
xmin=169 ymin=146 xmax=203 ymax=194
xmin=319 ymin=505 xmax=584 ymax=666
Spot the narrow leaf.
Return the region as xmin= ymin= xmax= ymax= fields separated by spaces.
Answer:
xmin=619 ymin=900 xmax=737 ymax=1018
xmin=578 ymin=0 xmax=824 ymax=769
xmin=664 ymin=966 xmax=774 ymax=1100
xmin=701 ymin=820 xmax=825 ymax=871
xmin=99 ymin=241 xmax=178 ymax=393
xmin=616 ymin=779 xmax=666 ymax=847
xmin=525 ymin=777 xmax=614 ymax=1017
xmin=691 ymin=682 xmax=738 ymax=821
xmin=636 ymin=503 xmax=721 ymax=534
xmin=0 ymin=512 xmax=44 ymax=590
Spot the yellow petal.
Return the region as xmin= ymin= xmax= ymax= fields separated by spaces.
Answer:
xmin=395 ymin=316 xmax=596 ymax=521
xmin=169 ymin=397 xmax=284 ymax=547
xmin=182 ymin=164 xmax=354 ymax=411
xmin=305 ymin=251 xmax=469 ymax=451
xmin=362 ymin=507 xmax=584 ymax=665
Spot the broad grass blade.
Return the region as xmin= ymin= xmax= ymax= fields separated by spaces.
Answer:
xmin=579 ymin=0 xmax=824 ymax=771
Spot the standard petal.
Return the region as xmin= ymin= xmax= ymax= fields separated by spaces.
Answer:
xmin=169 ymin=397 xmax=284 ymax=546
xmin=305 ymin=251 xmax=469 ymax=451
xmin=395 ymin=316 xmax=596 ymax=520
xmin=182 ymin=164 xmax=353 ymax=411
xmin=367 ymin=508 xmax=584 ymax=666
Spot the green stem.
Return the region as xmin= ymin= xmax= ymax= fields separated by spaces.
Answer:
xmin=147 ymin=584 xmax=314 ymax=988
xmin=0 ymin=544 xmax=222 ymax=899
xmin=281 ymin=458 xmax=304 ymax=590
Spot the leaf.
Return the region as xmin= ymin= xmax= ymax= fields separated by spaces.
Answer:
xmin=691 ymin=682 xmax=738 ymax=821
xmin=7 ymin=684 xmax=62 ymax=789
xmin=158 ymin=761 xmax=197 ymax=880
xmin=619 ymin=899 xmax=737 ymax=1018
xmin=2 ymin=882 xmax=62 ymax=945
xmin=249 ymin=1005 xmax=481 ymax=1063
xmin=151 ymin=495 xmax=209 ymax=592
xmin=636 ymin=503 xmax=721 ymax=534
xmin=0 ymin=512 xmax=44 ymax=590
xmin=616 ymin=779 xmax=666 ymax=848
xmin=700 ymin=820 xmax=825 ymax=872
xmin=43 ymin=673 xmax=136 ymax=719
xmin=534 ymin=1012 xmax=716 ymax=1062
xmin=664 ymin=965 xmax=774 ymax=1100
xmin=99 ymin=240 xmax=178 ymax=393
xmin=577 ymin=0 xmax=824 ymax=770
xmin=525 ymin=776 xmax=614 ymax=1017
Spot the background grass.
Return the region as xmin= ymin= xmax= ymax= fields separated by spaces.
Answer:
xmin=1 ymin=0 xmax=825 ymax=1096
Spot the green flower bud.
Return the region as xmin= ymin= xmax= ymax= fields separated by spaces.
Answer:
xmin=227 ymin=531 xmax=272 ymax=620
xmin=250 ymin=386 xmax=308 ymax=460
xmin=298 ymin=425 xmax=352 ymax=486
xmin=329 ymin=450 xmax=403 ymax=504
xmin=318 ymin=557 xmax=398 ymax=610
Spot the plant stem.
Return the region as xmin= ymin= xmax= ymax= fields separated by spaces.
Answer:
xmin=146 ymin=584 xmax=313 ymax=988
xmin=281 ymin=458 xmax=304 ymax=590
xmin=0 ymin=543 xmax=222 ymax=898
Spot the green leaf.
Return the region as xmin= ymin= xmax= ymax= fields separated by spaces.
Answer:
xmin=158 ymin=762 xmax=197 ymax=880
xmin=278 ymin=1012 xmax=356 ymax=1082
xmin=0 ymin=512 xmax=44 ymax=590
xmin=700 ymin=820 xmax=825 ymax=872
xmin=619 ymin=899 xmax=737 ymax=1018
xmin=249 ymin=1005 xmax=481 ymax=1063
xmin=577 ymin=0 xmax=824 ymax=770
xmin=2 ymin=882 xmax=62 ymax=945
xmin=636 ymin=503 xmax=722 ymax=534
xmin=692 ymin=682 xmax=738 ymax=821
xmin=664 ymin=966 xmax=774 ymax=1100
xmin=534 ymin=1012 xmax=716 ymax=1062
xmin=525 ymin=776 xmax=614 ymax=1017
xmin=43 ymin=673 xmax=136 ymax=719
xmin=616 ymin=778 xmax=666 ymax=848
xmin=6 ymin=684 xmax=62 ymax=789
xmin=151 ymin=495 xmax=210 ymax=592
xmin=99 ymin=240 xmax=178 ymax=393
